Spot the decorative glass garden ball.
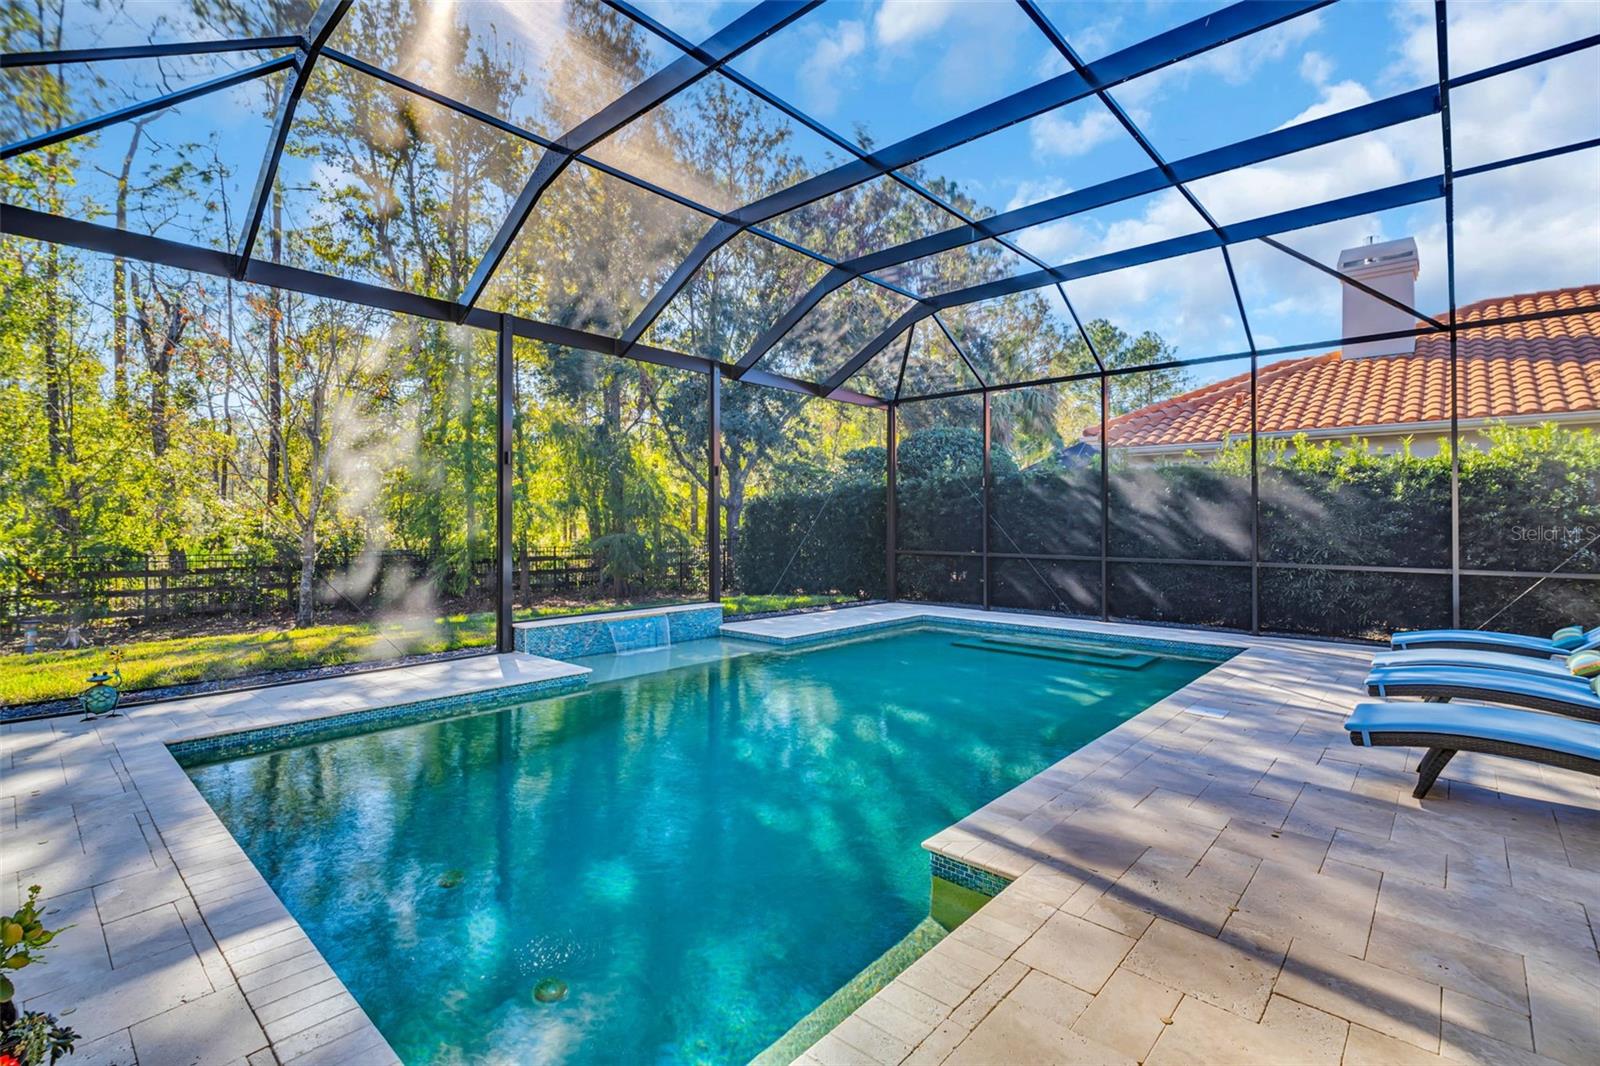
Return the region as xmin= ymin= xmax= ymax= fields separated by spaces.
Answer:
xmin=80 ymin=672 xmax=122 ymax=717
xmin=533 ymin=978 xmax=568 ymax=1004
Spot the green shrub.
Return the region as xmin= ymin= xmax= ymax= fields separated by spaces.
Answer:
xmin=735 ymin=481 xmax=885 ymax=598
xmin=735 ymin=423 xmax=1599 ymax=638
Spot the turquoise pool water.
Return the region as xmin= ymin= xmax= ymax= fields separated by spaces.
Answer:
xmin=186 ymin=626 xmax=1223 ymax=1064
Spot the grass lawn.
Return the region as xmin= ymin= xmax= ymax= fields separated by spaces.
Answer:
xmin=4 ymin=593 xmax=858 ymax=707
xmin=2 ymin=614 xmax=497 ymax=707
xmin=720 ymin=593 xmax=857 ymax=616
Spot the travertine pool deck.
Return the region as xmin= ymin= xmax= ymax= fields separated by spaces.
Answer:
xmin=3 ymin=604 xmax=1597 ymax=1065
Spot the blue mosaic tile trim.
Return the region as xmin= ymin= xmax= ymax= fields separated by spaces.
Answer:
xmin=931 ymin=854 xmax=1012 ymax=899
xmin=168 ymin=673 xmax=587 ymax=767
xmin=515 ymin=605 xmax=723 ymax=657
xmin=725 ymin=615 xmax=1241 ymax=662
xmin=668 ymin=607 xmax=724 ymax=643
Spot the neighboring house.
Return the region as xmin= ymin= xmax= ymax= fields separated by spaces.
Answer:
xmin=1086 ymin=239 xmax=1599 ymax=460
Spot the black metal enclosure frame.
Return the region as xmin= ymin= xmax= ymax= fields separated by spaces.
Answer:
xmin=5 ymin=0 xmax=1597 ymax=656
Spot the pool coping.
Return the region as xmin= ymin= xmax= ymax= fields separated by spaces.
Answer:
xmin=0 ymin=605 xmax=1412 ymax=1065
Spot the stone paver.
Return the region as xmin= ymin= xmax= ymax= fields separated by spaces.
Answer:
xmin=1069 ymin=967 xmax=1182 ymax=1061
xmin=1274 ymin=935 xmax=1443 ymax=1051
xmin=1122 ymin=917 xmax=1287 ymax=1020
xmin=944 ymin=998 xmax=1131 ymax=1066
xmin=1145 ymin=994 xmax=1348 ymax=1065
xmin=1013 ymin=910 xmax=1136 ymax=994
xmin=1524 ymin=956 xmax=1600 ymax=1066
xmin=1365 ymin=913 xmax=1529 ymax=1014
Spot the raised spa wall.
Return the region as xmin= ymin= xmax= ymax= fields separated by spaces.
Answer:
xmin=512 ymin=602 xmax=725 ymax=658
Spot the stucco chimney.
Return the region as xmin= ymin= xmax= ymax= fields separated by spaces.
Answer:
xmin=1337 ymin=237 xmax=1419 ymax=358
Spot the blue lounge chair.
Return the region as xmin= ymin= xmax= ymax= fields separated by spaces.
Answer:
xmin=1365 ymin=665 xmax=1600 ymax=723
xmin=1370 ymin=647 xmax=1590 ymax=680
xmin=1390 ymin=625 xmax=1600 ymax=658
xmin=1346 ymin=701 xmax=1600 ymax=798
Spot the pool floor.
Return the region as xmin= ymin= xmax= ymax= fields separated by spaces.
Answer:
xmin=186 ymin=626 xmax=1218 ymax=1063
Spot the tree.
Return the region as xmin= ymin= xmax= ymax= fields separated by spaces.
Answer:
xmin=240 ymin=294 xmax=386 ymax=626
xmin=1087 ymin=320 xmax=1191 ymax=415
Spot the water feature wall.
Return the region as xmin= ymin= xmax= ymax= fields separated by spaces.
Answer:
xmin=514 ymin=603 xmax=724 ymax=659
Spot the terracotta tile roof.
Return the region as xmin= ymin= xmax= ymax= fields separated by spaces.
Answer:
xmin=1086 ymin=285 xmax=1600 ymax=448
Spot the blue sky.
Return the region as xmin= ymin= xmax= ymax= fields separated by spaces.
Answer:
xmin=15 ymin=0 xmax=1599 ymax=386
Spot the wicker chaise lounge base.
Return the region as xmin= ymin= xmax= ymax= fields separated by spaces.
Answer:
xmin=1345 ymin=701 xmax=1600 ymax=799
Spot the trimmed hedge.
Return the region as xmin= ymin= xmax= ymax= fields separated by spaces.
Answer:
xmin=734 ymin=480 xmax=886 ymax=599
xmin=735 ymin=424 xmax=1599 ymax=638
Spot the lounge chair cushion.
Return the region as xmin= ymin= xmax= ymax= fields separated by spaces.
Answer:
xmin=1391 ymin=626 xmax=1600 ymax=655
xmin=1371 ymin=648 xmax=1576 ymax=677
xmin=1568 ymin=650 xmax=1600 ymax=679
xmin=1366 ymin=664 xmax=1600 ymax=705
xmin=1346 ymin=701 xmax=1600 ymax=761
xmin=1553 ymin=626 xmax=1589 ymax=649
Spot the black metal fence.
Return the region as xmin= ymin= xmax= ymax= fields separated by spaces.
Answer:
xmin=3 ymin=544 xmax=701 ymax=634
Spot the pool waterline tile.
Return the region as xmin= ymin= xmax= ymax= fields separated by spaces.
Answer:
xmin=932 ymin=854 xmax=1015 ymax=899
xmin=723 ymin=613 xmax=1241 ymax=663
xmin=168 ymin=673 xmax=589 ymax=767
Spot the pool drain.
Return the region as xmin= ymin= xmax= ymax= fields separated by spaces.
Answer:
xmin=533 ymin=978 xmax=568 ymax=1003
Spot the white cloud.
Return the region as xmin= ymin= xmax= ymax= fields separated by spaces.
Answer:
xmin=1011 ymin=216 xmax=1090 ymax=263
xmin=1064 ymin=249 xmax=1251 ymax=358
xmin=873 ymin=0 xmax=959 ymax=48
xmin=1004 ymin=178 xmax=1072 ymax=214
xmin=1434 ymin=0 xmax=1600 ymax=80
xmin=1109 ymin=11 xmax=1323 ymax=119
xmin=1029 ymin=104 xmax=1122 ymax=160
xmin=1299 ymin=51 xmax=1334 ymax=87
xmin=1185 ymin=11 xmax=1324 ymax=84
xmin=1445 ymin=150 xmax=1600 ymax=305
xmin=1278 ymin=79 xmax=1375 ymax=127
xmin=1176 ymin=72 xmax=1436 ymax=231
xmin=796 ymin=19 xmax=867 ymax=116
xmin=1445 ymin=47 xmax=1597 ymax=169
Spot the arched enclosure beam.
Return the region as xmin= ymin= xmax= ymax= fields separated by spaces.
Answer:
xmin=607 ymin=0 xmax=1067 ymax=359
xmin=737 ymin=84 xmax=1437 ymax=372
xmin=233 ymin=0 xmax=352 ymax=273
xmin=455 ymin=0 xmax=823 ymax=318
xmin=0 ymin=54 xmax=295 ymax=160
xmin=3 ymin=37 xmax=304 ymax=68
xmin=824 ymin=175 xmax=1450 ymax=395
xmin=738 ymin=30 xmax=1597 ymax=374
xmin=825 ymin=131 xmax=1599 ymax=396
xmin=622 ymin=0 xmax=1334 ymax=357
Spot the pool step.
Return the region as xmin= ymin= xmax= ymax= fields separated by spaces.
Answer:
xmin=950 ymin=636 xmax=1155 ymax=670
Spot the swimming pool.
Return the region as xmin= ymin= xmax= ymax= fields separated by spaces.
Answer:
xmin=184 ymin=625 xmax=1226 ymax=1063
